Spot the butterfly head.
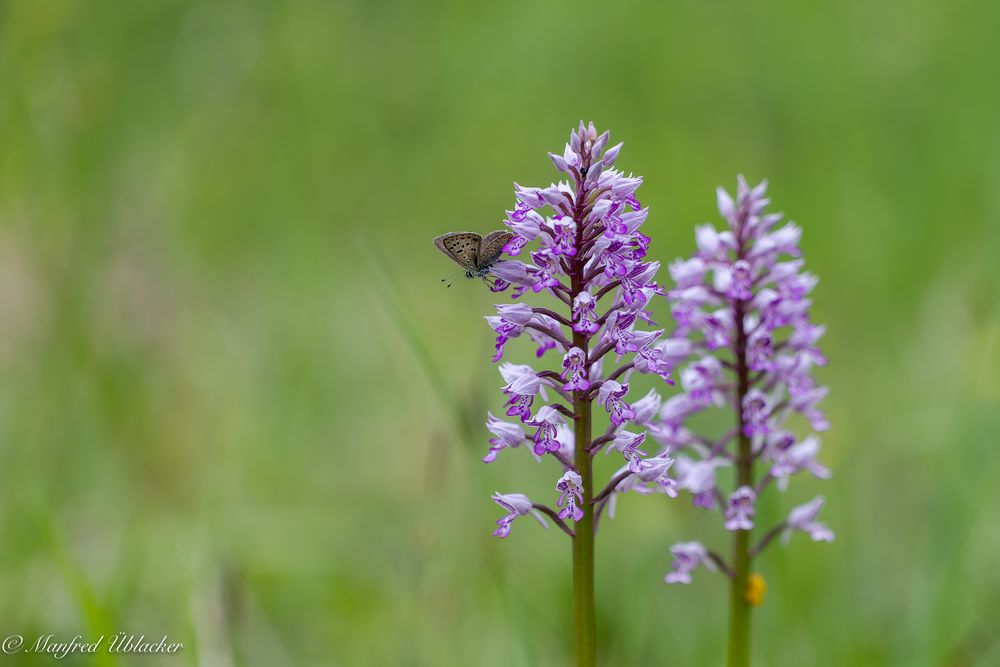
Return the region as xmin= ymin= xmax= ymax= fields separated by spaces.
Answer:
xmin=466 ymin=266 xmax=492 ymax=280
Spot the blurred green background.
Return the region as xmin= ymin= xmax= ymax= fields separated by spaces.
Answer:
xmin=1 ymin=0 xmax=999 ymax=665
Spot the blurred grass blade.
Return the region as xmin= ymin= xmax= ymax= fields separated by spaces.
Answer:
xmin=365 ymin=244 xmax=479 ymax=445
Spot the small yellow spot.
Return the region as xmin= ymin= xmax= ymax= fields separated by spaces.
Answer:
xmin=745 ymin=573 xmax=767 ymax=607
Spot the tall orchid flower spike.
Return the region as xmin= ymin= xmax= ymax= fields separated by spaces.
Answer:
xmin=658 ymin=177 xmax=833 ymax=667
xmin=442 ymin=123 xmax=680 ymax=667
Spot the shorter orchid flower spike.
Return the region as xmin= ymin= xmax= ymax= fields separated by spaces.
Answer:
xmin=650 ymin=176 xmax=832 ymax=609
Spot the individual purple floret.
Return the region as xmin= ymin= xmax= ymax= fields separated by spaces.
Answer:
xmin=741 ymin=389 xmax=771 ymax=437
xmin=561 ymin=347 xmax=592 ymax=392
xmin=724 ymin=486 xmax=756 ymax=531
xmin=782 ymin=496 xmax=834 ymax=544
xmin=572 ymin=291 xmax=601 ymax=335
xmin=556 ymin=471 xmax=585 ymax=522
xmin=491 ymin=492 xmax=548 ymax=538
xmin=483 ymin=412 xmax=526 ymax=464
xmin=499 ymin=362 xmax=547 ymax=421
xmin=527 ymin=406 xmax=564 ymax=456
xmin=486 ymin=304 xmax=534 ymax=362
xmin=597 ymin=380 xmax=637 ymax=427
xmin=664 ymin=542 xmax=716 ymax=584
xmin=767 ymin=433 xmax=831 ymax=490
xmin=606 ymin=430 xmax=651 ymax=473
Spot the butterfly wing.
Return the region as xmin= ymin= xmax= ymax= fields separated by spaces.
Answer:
xmin=477 ymin=230 xmax=514 ymax=270
xmin=433 ymin=232 xmax=482 ymax=271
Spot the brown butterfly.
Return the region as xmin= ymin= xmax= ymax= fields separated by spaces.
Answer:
xmin=433 ymin=230 xmax=513 ymax=285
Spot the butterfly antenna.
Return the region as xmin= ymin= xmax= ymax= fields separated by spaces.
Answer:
xmin=440 ymin=269 xmax=463 ymax=288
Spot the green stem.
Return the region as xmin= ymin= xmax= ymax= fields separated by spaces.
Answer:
xmin=728 ymin=514 xmax=751 ymax=667
xmin=572 ymin=381 xmax=595 ymax=667
xmin=570 ymin=153 xmax=596 ymax=667
xmin=729 ymin=297 xmax=753 ymax=667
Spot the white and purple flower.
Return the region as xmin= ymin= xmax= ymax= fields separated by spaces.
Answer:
xmin=491 ymin=492 xmax=548 ymax=538
xmin=664 ymin=542 xmax=716 ymax=584
xmin=782 ymin=497 xmax=834 ymax=544
xmin=556 ymin=471 xmax=585 ymax=522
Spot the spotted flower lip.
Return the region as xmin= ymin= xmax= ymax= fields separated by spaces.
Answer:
xmin=556 ymin=471 xmax=585 ymax=522
xmin=572 ymin=291 xmax=600 ymax=335
xmin=724 ymin=486 xmax=756 ymax=531
xmin=527 ymin=405 xmax=564 ymax=456
xmin=549 ymin=217 xmax=578 ymax=257
xmin=597 ymin=380 xmax=637 ymax=426
xmin=560 ymin=347 xmax=591 ymax=392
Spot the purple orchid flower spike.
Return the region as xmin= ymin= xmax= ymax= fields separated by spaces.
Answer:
xmin=654 ymin=177 xmax=832 ymax=667
xmin=444 ymin=123 xmax=681 ymax=666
